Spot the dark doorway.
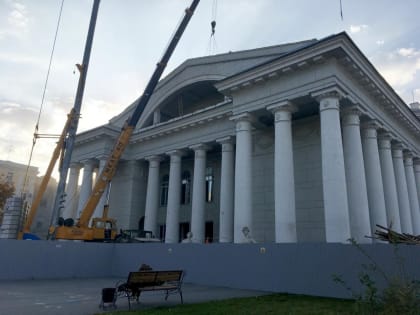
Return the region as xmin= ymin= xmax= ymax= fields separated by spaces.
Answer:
xmin=159 ymin=224 xmax=166 ymax=241
xmin=179 ymin=222 xmax=190 ymax=242
xmin=138 ymin=216 xmax=145 ymax=231
xmin=205 ymin=221 xmax=213 ymax=243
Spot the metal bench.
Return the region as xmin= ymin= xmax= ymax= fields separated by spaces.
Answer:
xmin=117 ymin=270 xmax=184 ymax=309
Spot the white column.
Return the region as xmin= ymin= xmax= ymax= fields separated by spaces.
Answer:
xmin=361 ymin=121 xmax=387 ymax=238
xmin=414 ymin=160 xmax=420 ymax=206
xmin=392 ymin=143 xmax=413 ymax=234
xmin=165 ymin=150 xmax=183 ymax=243
xmin=231 ymin=113 xmax=254 ymax=243
xmin=190 ymin=144 xmax=209 ymax=243
xmin=62 ymin=163 xmax=81 ymax=219
xmin=144 ymin=156 xmax=162 ymax=237
xmin=93 ymin=157 xmax=107 ymax=219
xmin=267 ymin=101 xmax=297 ymax=243
xmin=404 ymin=153 xmax=420 ymax=234
xmin=314 ymin=90 xmax=350 ymax=243
xmin=217 ymin=137 xmax=235 ymax=243
xmin=76 ymin=159 xmax=96 ymax=218
xmin=342 ymin=108 xmax=371 ymax=243
xmin=378 ymin=133 xmax=401 ymax=231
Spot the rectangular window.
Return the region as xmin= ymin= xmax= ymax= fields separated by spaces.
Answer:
xmin=205 ymin=167 xmax=214 ymax=203
xmin=160 ymin=175 xmax=169 ymax=206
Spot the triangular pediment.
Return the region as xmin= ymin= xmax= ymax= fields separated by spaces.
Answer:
xmin=107 ymin=39 xmax=317 ymax=129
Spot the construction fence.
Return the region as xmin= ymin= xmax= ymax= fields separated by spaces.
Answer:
xmin=0 ymin=240 xmax=419 ymax=299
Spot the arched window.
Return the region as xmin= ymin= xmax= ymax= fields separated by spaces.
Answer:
xmin=160 ymin=175 xmax=169 ymax=206
xmin=205 ymin=167 xmax=214 ymax=203
xmin=181 ymin=171 xmax=191 ymax=204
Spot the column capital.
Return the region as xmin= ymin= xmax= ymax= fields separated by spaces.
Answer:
xmin=403 ymin=151 xmax=414 ymax=163
xmin=230 ymin=112 xmax=255 ymax=123
xmin=413 ymin=159 xmax=420 ymax=172
xmin=166 ymin=149 xmax=186 ymax=158
xmin=392 ymin=142 xmax=404 ymax=158
xmin=80 ymin=159 xmax=97 ymax=168
xmin=267 ymin=101 xmax=297 ymax=123
xmin=341 ymin=106 xmax=363 ymax=117
xmin=145 ymin=155 xmax=163 ymax=163
xmin=216 ymin=136 xmax=235 ymax=145
xmin=189 ymin=143 xmax=211 ymax=152
xmin=95 ymin=155 xmax=108 ymax=161
xmin=217 ymin=136 xmax=235 ymax=153
xmin=311 ymin=86 xmax=347 ymax=103
xmin=231 ymin=113 xmax=255 ymax=133
xmin=341 ymin=107 xmax=362 ymax=127
xmin=378 ymin=131 xmax=393 ymax=140
xmin=267 ymin=100 xmax=297 ymax=114
xmin=361 ymin=119 xmax=381 ymax=131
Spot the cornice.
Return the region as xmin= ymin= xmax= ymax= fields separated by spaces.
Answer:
xmin=75 ymin=124 xmax=120 ymax=145
xmin=130 ymin=99 xmax=233 ymax=144
xmin=215 ymin=32 xmax=420 ymax=149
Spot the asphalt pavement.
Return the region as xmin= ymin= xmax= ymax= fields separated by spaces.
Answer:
xmin=0 ymin=277 xmax=268 ymax=315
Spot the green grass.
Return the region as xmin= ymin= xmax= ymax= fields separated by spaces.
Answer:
xmin=103 ymin=294 xmax=355 ymax=315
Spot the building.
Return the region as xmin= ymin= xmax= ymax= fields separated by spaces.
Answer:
xmin=0 ymin=160 xmax=38 ymax=202
xmin=0 ymin=160 xmax=58 ymax=238
xmin=64 ymin=32 xmax=420 ymax=244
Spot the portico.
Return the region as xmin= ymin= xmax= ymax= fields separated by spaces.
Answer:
xmin=65 ymin=32 xmax=420 ymax=244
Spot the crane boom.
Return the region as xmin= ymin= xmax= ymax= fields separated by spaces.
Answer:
xmin=76 ymin=0 xmax=200 ymax=229
xmin=49 ymin=0 xmax=101 ymax=232
xmin=17 ymin=109 xmax=75 ymax=239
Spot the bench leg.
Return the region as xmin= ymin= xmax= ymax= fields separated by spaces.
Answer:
xmin=180 ymin=290 xmax=183 ymax=304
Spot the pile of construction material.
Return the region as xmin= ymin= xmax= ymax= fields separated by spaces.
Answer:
xmin=374 ymin=225 xmax=420 ymax=245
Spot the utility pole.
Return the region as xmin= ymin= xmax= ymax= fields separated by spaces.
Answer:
xmin=49 ymin=0 xmax=101 ymax=234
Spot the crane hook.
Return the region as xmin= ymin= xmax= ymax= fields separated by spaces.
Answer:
xmin=211 ymin=20 xmax=216 ymax=36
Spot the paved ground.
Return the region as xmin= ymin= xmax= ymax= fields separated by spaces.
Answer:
xmin=0 ymin=277 xmax=269 ymax=315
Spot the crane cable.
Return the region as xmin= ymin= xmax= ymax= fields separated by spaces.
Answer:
xmin=207 ymin=0 xmax=217 ymax=54
xmin=22 ymin=0 xmax=65 ymax=198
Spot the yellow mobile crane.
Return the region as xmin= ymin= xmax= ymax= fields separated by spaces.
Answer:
xmin=18 ymin=0 xmax=101 ymax=240
xmin=49 ymin=0 xmax=200 ymax=241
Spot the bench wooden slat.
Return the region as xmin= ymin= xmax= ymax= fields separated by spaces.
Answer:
xmin=155 ymin=271 xmax=182 ymax=283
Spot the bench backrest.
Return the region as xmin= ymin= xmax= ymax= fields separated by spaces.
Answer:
xmin=155 ymin=271 xmax=183 ymax=283
xmin=128 ymin=271 xmax=157 ymax=285
xmin=127 ymin=270 xmax=183 ymax=286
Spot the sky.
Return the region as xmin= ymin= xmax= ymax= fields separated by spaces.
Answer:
xmin=1 ymin=0 xmax=420 ymax=179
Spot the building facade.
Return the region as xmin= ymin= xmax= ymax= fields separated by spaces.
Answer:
xmin=64 ymin=32 xmax=420 ymax=244
xmin=0 ymin=160 xmax=38 ymax=202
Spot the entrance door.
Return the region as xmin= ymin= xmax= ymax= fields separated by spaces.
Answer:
xmin=179 ymin=222 xmax=190 ymax=242
xmin=205 ymin=221 xmax=213 ymax=243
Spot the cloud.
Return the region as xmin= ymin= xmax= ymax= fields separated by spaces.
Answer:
xmin=374 ymin=48 xmax=420 ymax=88
xmin=398 ymin=47 xmax=420 ymax=58
xmin=0 ymin=52 xmax=43 ymax=66
xmin=0 ymin=1 xmax=29 ymax=40
xmin=7 ymin=2 xmax=28 ymax=29
xmin=376 ymin=40 xmax=385 ymax=46
xmin=77 ymin=98 xmax=124 ymax=132
xmin=349 ymin=24 xmax=368 ymax=34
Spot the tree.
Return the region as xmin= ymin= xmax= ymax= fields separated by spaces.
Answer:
xmin=0 ymin=174 xmax=15 ymax=210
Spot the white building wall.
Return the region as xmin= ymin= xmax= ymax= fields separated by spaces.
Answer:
xmin=293 ymin=117 xmax=325 ymax=242
xmin=252 ymin=130 xmax=275 ymax=242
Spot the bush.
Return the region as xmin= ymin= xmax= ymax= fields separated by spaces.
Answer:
xmin=333 ymin=238 xmax=420 ymax=315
